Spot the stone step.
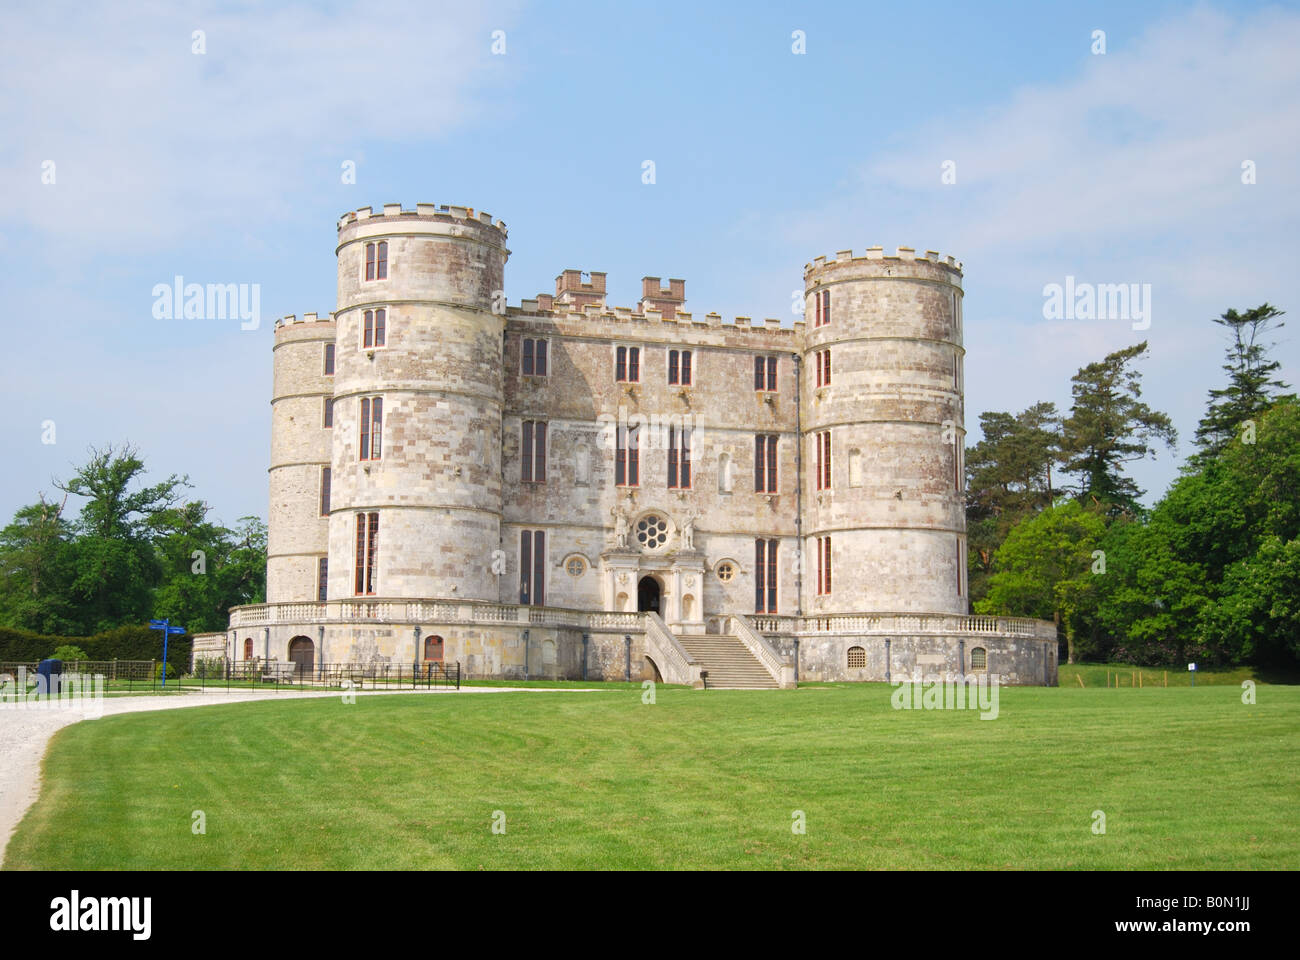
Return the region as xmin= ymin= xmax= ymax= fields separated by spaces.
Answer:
xmin=675 ymin=634 xmax=779 ymax=690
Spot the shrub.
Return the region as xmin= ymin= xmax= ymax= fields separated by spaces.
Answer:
xmin=51 ymin=644 xmax=89 ymax=662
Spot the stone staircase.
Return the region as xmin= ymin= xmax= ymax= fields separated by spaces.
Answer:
xmin=676 ymin=633 xmax=781 ymax=690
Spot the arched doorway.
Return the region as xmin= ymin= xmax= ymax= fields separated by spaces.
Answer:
xmin=288 ymin=636 xmax=314 ymax=676
xmin=423 ymin=635 xmax=444 ymax=662
xmin=637 ymin=575 xmax=662 ymax=614
xmin=243 ymin=638 xmax=253 ymax=660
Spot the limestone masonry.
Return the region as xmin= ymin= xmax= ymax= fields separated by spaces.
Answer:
xmin=193 ymin=202 xmax=1058 ymax=688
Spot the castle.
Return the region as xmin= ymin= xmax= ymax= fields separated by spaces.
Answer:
xmin=193 ymin=202 xmax=1058 ymax=688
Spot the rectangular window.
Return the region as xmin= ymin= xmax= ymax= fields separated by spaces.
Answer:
xmin=813 ymin=288 xmax=831 ymax=327
xmin=324 ymin=343 xmax=335 ymax=375
xmin=354 ymin=512 xmax=378 ymax=595
xmin=318 ymin=557 xmax=328 ymax=603
xmin=522 ymin=338 xmax=548 ymax=377
xmin=522 ymin=421 xmax=547 ymax=483
xmin=755 ymin=356 xmax=777 ymax=391
xmin=363 ymin=308 xmax=386 ymax=348
xmin=755 ymin=538 xmax=778 ymax=613
xmin=359 ymin=396 xmax=382 ymax=461
xmin=616 ymin=346 xmax=641 ymax=382
xmin=815 ymin=349 xmax=832 ymax=388
xmin=668 ymin=426 xmax=692 ymax=489
xmin=364 ymin=241 xmax=388 ymax=281
xmin=816 ymin=536 xmax=832 ymax=595
xmin=520 ymin=529 xmax=545 ymax=605
xmin=755 ymin=435 xmax=778 ymax=493
xmin=668 ymin=349 xmax=693 ymax=386
xmin=815 ymin=431 xmax=831 ymax=491
xmin=956 ymin=536 xmax=964 ymax=598
xmin=616 ymin=424 xmax=640 ymax=486
xmin=323 ymin=397 xmax=333 ymax=428
xmin=320 ymin=467 xmax=331 ymax=517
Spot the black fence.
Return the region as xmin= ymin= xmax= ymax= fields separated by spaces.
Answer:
xmin=187 ymin=659 xmax=461 ymax=692
xmin=0 ymin=659 xmax=461 ymax=695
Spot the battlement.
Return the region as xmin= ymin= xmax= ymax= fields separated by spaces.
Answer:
xmin=554 ymin=270 xmax=608 ymax=310
xmin=639 ymin=276 xmax=686 ymax=318
xmin=507 ymin=299 xmax=800 ymax=337
xmin=274 ymin=312 xmax=336 ymax=330
xmin=336 ymin=203 xmax=507 ymax=235
xmin=804 ymin=246 xmax=963 ymax=275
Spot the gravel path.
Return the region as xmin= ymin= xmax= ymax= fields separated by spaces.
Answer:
xmin=0 ymin=684 xmax=600 ymax=866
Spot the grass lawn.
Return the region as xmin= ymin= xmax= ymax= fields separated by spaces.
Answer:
xmin=5 ymin=682 xmax=1297 ymax=870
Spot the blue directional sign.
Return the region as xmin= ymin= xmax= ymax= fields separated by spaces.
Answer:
xmin=148 ymin=618 xmax=186 ymax=688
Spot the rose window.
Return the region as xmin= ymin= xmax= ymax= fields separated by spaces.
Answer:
xmin=636 ymin=515 xmax=669 ymax=549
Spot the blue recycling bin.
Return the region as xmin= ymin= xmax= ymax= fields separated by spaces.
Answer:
xmin=35 ymin=658 xmax=63 ymax=698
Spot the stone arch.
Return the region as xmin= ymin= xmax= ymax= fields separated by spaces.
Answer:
xmin=681 ymin=593 xmax=696 ymax=620
xmin=645 ymin=656 xmax=663 ymax=683
xmin=616 ymin=591 xmax=630 ymax=612
xmin=288 ymin=636 xmax=315 ymax=675
xmin=718 ymin=452 xmax=734 ymax=493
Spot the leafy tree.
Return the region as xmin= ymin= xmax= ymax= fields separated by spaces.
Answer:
xmin=151 ymin=509 xmax=267 ymax=632
xmin=0 ymin=495 xmax=79 ymax=634
xmin=1193 ymin=304 xmax=1292 ymax=461
xmin=976 ymin=500 xmax=1107 ymax=663
xmin=51 ymin=644 xmax=89 ymax=662
xmin=1058 ymin=341 xmax=1177 ymax=515
xmin=54 ymin=444 xmax=190 ymax=632
xmin=965 ymin=402 xmax=1061 ymax=599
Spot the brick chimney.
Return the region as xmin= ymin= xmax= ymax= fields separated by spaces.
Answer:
xmin=553 ymin=270 xmax=607 ymax=310
xmin=639 ymin=277 xmax=685 ymax=318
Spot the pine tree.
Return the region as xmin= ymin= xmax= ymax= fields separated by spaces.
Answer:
xmin=1193 ymin=304 xmax=1292 ymax=461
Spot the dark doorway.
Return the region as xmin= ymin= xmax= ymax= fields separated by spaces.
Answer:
xmin=637 ymin=575 xmax=661 ymax=614
xmin=288 ymin=636 xmax=315 ymax=676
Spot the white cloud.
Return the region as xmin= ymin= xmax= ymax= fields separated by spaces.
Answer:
xmin=0 ymin=0 xmax=522 ymax=253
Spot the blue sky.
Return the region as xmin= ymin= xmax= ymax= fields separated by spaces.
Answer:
xmin=1 ymin=0 xmax=1297 ymax=527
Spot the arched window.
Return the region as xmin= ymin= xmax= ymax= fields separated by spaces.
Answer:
xmin=243 ymin=638 xmax=253 ymax=660
xmin=424 ymin=636 xmax=444 ymax=662
xmin=971 ymin=647 xmax=987 ymax=671
xmin=847 ymin=646 xmax=866 ymax=669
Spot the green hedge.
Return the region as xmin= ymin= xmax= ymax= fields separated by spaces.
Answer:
xmin=0 ymin=624 xmax=191 ymax=674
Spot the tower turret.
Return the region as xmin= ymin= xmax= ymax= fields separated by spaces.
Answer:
xmin=802 ymin=247 xmax=966 ymax=615
xmin=328 ymin=203 xmax=510 ymax=601
xmin=267 ymin=312 xmax=336 ymax=603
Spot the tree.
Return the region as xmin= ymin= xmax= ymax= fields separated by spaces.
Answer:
xmin=1193 ymin=304 xmax=1292 ymax=461
xmin=976 ymin=500 xmax=1107 ymax=663
xmin=0 ymin=494 xmax=79 ymax=634
xmin=151 ymin=509 xmax=267 ymax=633
xmin=965 ymin=402 xmax=1061 ymax=599
xmin=1058 ymin=341 xmax=1177 ymax=515
xmin=54 ymin=445 xmax=190 ymax=632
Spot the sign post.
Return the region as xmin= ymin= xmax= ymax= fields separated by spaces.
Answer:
xmin=149 ymin=619 xmax=187 ymax=688
xmin=1188 ymin=662 xmax=1197 ymax=688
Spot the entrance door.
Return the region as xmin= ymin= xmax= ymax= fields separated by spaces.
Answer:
xmin=288 ymin=637 xmax=315 ymax=676
xmin=637 ymin=576 xmax=661 ymax=614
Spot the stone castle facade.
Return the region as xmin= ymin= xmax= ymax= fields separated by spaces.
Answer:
xmin=193 ymin=202 xmax=1058 ymax=687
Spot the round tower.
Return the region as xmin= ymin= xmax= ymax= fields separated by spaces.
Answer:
xmin=328 ymin=203 xmax=509 ymax=602
xmin=802 ymin=247 xmax=966 ymax=615
xmin=267 ymin=312 xmax=337 ymax=603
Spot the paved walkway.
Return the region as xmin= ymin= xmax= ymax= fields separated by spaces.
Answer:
xmin=0 ymin=684 xmax=600 ymax=865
